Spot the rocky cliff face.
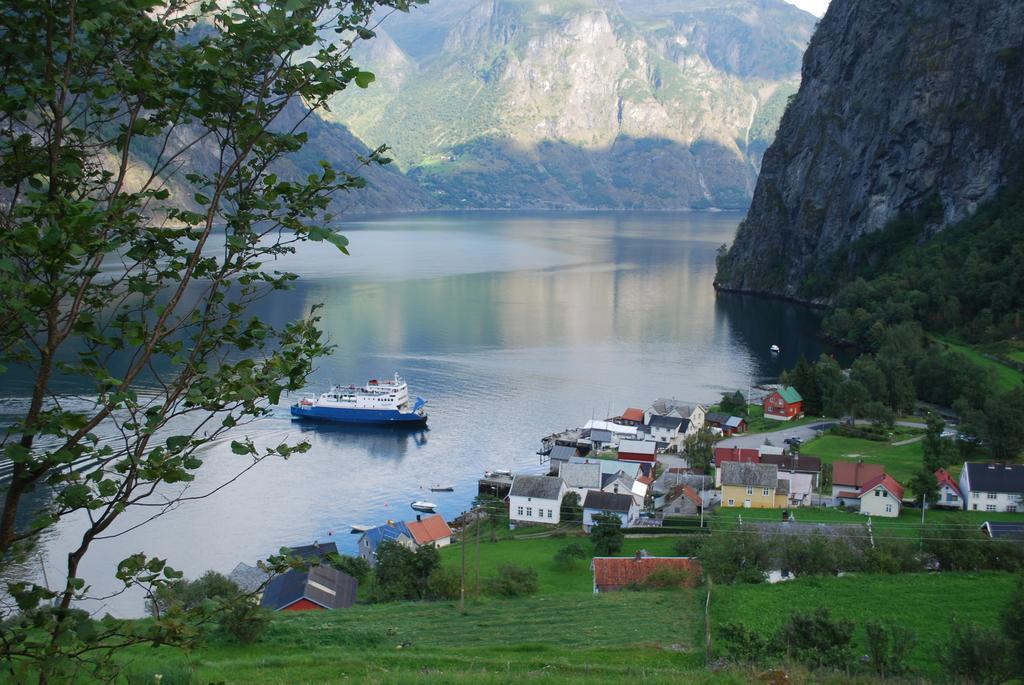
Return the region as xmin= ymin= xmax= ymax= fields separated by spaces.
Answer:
xmin=717 ymin=0 xmax=1024 ymax=296
xmin=325 ymin=0 xmax=815 ymax=209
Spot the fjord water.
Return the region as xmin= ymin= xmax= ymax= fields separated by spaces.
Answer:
xmin=24 ymin=211 xmax=826 ymax=616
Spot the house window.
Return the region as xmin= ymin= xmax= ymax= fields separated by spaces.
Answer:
xmin=885 ymin=504 xmax=892 ymax=513
xmin=875 ymin=490 xmax=881 ymax=497
xmin=526 ymin=507 xmax=532 ymax=517
xmin=762 ymin=487 xmax=769 ymax=496
xmin=1008 ymin=505 xmax=1018 ymax=513
xmin=972 ymin=492 xmax=979 ymax=499
xmin=517 ymin=506 xmax=524 ymax=516
xmin=987 ymin=492 xmax=997 ymax=500
xmin=547 ymin=509 xmax=553 ymax=519
xmin=986 ymin=505 xmax=997 ymax=512
xmin=728 ymin=499 xmax=735 ymax=506
xmin=746 ymin=486 xmax=753 ymax=495
xmin=947 ymin=494 xmax=958 ymax=502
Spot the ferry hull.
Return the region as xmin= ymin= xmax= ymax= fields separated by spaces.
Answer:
xmin=290 ymin=404 xmax=427 ymax=426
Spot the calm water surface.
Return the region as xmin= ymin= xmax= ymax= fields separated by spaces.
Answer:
xmin=18 ymin=211 xmax=827 ymax=616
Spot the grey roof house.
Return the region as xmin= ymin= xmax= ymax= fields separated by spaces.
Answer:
xmin=260 ymin=565 xmax=358 ymax=611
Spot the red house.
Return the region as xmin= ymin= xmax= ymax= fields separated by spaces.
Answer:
xmin=763 ymin=386 xmax=803 ymax=421
xmin=260 ymin=566 xmax=357 ymax=612
xmin=618 ymin=438 xmax=657 ymax=463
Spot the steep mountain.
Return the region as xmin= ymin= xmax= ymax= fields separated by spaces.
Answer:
xmin=324 ymin=0 xmax=816 ymax=209
xmin=716 ymin=0 xmax=1024 ymax=297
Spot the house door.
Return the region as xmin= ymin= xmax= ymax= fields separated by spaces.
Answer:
xmin=744 ymin=499 xmax=752 ymax=508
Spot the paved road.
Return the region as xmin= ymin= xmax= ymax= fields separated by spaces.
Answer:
xmin=717 ymin=419 xmax=929 ymax=451
xmin=717 ymin=422 xmax=837 ymax=450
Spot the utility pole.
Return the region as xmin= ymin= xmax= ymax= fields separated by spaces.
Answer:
xmin=460 ymin=515 xmax=467 ymax=613
xmin=475 ymin=508 xmax=481 ymax=596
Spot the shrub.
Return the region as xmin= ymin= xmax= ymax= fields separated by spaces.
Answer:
xmin=864 ymin=620 xmax=916 ymax=677
xmin=425 ymin=566 xmax=461 ymax=600
xmin=718 ymin=623 xmax=777 ymax=664
xmin=697 ymin=530 xmax=769 ymax=584
xmin=940 ymin=619 xmax=1011 ymax=685
xmin=672 ymin=535 xmax=703 ymax=556
xmin=486 ymin=564 xmax=539 ymax=598
xmin=1001 ymin=574 xmax=1024 ymax=675
xmin=330 ymin=554 xmax=371 ymax=584
xmin=148 ymin=571 xmax=239 ymax=617
xmin=553 ymin=543 xmax=587 ymax=570
xmin=779 ymin=607 xmax=853 ymax=671
xmin=217 ymin=598 xmax=271 ymax=645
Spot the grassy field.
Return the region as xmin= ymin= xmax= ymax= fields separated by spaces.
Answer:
xmin=711 ymin=504 xmax=1023 ymax=536
xmin=114 ymin=591 xmax=713 ymax=684
xmin=800 ymin=433 xmax=927 ymax=485
xmin=438 ymin=532 xmax=689 ymax=595
xmin=935 ymin=336 xmax=1024 ymax=393
xmin=710 ymin=572 xmax=1018 ymax=677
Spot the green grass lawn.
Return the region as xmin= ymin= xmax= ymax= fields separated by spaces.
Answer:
xmin=711 ymin=505 xmax=1024 ymax=537
xmin=800 ymin=433 xmax=927 ymax=485
xmin=711 ymin=572 xmax=1018 ymax=677
xmin=114 ymin=591 xmax=713 ymax=684
xmin=934 ymin=336 xmax=1024 ymax=392
xmin=439 ymin=533 xmax=688 ymax=595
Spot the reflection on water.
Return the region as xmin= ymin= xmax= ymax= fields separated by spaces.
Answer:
xmin=293 ymin=421 xmax=429 ymax=459
xmin=13 ymin=211 xmax=830 ymax=616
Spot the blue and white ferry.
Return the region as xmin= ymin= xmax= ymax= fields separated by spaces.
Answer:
xmin=290 ymin=373 xmax=428 ymax=426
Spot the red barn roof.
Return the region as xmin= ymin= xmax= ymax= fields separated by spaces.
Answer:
xmin=622 ymin=407 xmax=644 ymax=423
xmin=858 ymin=473 xmax=905 ymax=500
xmin=714 ymin=447 xmax=761 ymax=464
xmin=592 ymin=556 xmax=701 ymax=591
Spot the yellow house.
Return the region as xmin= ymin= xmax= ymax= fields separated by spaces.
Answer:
xmin=720 ymin=462 xmax=789 ymax=509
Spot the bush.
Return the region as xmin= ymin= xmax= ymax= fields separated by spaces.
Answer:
xmin=864 ymin=620 xmax=916 ymax=677
xmin=486 ymin=564 xmax=538 ymax=598
xmin=148 ymin=570 xmax=239 ymax=617
xmin=330 ymin=554 xmax=371 ymax=584
xmin=553 ymin=542 xmax=587 ymax=570
xmin=779 ymin=607 xmax=853 ymax=671
xmin=672 ymin=535 xmax=704 ymax=556
xmin=718 ymin=623 xmax=777 ymax=664
xmin=697 ymin=530 xmax=770 ymax=584
xmin=940 ymin=619 xmax=1011 ymax=685
xmin=217 ymin=598 xmax=271 ymax=645
xmin=425 ymin=566 xmax=461 ymax=600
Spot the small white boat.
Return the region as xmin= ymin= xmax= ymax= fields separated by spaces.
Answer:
xmin=770 ymin=344 xmax=780 ymax=354
xmin=410 ymin=500 xmax=437 ymax=512
xmin=350 ymin=524 xmax=371 ymax=534
xmin=429 ymin=484 xmax=454 ymax=492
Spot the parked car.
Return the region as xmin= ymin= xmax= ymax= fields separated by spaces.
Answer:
xmin=784 ymin=436 xmax=803 ymax=447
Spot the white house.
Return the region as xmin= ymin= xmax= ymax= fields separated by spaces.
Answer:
xmin=959 ymin=462 xmax=1024 ymax=513
xmin=646 ymin=414 xmax=684 ymax=445
xmin=582 ymin=491 xmax=639 ymax=532
xmin=508 ymin=475 xmax=568 ymax=528
xmin=857 ymin=474 xmax=905 ymax=518
xmin=600 ymin=470 xmax=645 ymax=507
xmin=934 ymin=467 xmax=964 ymax=509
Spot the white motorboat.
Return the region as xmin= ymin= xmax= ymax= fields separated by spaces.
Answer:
xmin=770 ymin=344 xmax=780 ymax=354
xmin=429 ymin=484 xmax=455 ymax=492
xmin=410 ymin=500 xmax=437 ymax=512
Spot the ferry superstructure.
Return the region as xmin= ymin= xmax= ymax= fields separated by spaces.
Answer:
xmin=290 ymin=373 xmax=428 ymax=426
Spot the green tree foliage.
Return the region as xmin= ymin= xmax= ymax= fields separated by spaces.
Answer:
xmin=820 ymin=187 xmax=1024 ymax=347
xmin=697 ymin=530 xmax=769 ymax=584
xmin=788 ymin=356 xmax=821 ymax=415
xmin=148 ymin=571 xmax=239 ymax=617
xmin=425 ymin=566 xmax=461 ymax=601
xmin=553 ymin=542 xmax=587 ymax=571
xmin=329 ymin=554 xmax=372 ymax=585
xmin=0 ymin=0 xmax=423 ymax=680
xmin=779 ymin=607 xmax=854 ymax=671
xmin=779 ymin=532 xmax=845 ymax=577
xmin=372 ymin=541 xmax=441 ymax=602
xmin=983 ymin=387 xmax=1024 ymax=460
xmin=908 ymin=468 xmax=939 ymax=506
xmin=864 ymin=621 xmax=916 ymax=678
xmin=683 ymin=427 xmax=716 ymax=473
xmin=923 ymin=515 xmax=1024 ymax=571
xmin=719 ymin=390 xmax=747 ymax=415
xmin=1001 ymin=574 xmax=1024 ymax=675
xmin=486 ymin=564 xmax=538 ymax=598
xmin=559 ymin=491 xmax=582 ymax=526
xmin=922 ymin=413 xmax=957 ymax=471
xmin=940 ymin=619 xmax=1012 ymax=685
xmin=216 ymin=599 xmax=272 ymax=645
xmin=590 ymin=513 xmax=624 ymax=556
